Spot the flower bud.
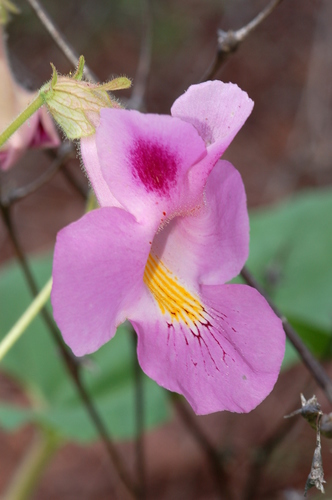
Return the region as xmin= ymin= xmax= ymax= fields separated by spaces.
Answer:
xmin=40 ymin=56 xmax=131 ymax=140
xmin=0 ymin=26 xmax=60 ymax=170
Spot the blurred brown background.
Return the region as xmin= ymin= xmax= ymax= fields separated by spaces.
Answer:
xmin=1 ymin=0 xmax=332 ymax=498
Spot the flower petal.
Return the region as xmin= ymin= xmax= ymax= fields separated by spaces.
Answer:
xmin=151 ymin=160 xmax=249 ymax=287
xmin=171 ymin=80 xmax=253 ymax=158
xmin=131 ymin=283 xmax=285 ymax=415
xmin=51 ymin=207 xmax=152 ymax=356
xmin=29 ymin=107 xmax=60 ymax=149
xmin=0 ymin=105 xmax=60 ymax=171
xmin=96 ymin=108 xmax=207 ymax=228
xmin=171 ymin=81 xmax=254 ymax=194
xmin=0 ymin=112 xmax=40 ymax=171
xmin=80 ymin=135 xmax=123 ymax=208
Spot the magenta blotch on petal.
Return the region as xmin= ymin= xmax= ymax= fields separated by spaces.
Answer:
xmin=52 ymin=80 xmax=285 ymax=415
xmin=130 ymin=138 xmax=178 ymax=195
xmin=151 ymin=160 xmax=249 ymax=288
xmin=96 ymin=108 xmax=207 ymax=227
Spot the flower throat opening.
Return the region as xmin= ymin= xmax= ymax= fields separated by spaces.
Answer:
xmin=143 ymin=254 xmax=205 ymax=326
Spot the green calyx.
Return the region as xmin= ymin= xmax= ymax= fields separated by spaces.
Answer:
xmin=40 ymin=56 xmax=131 ymax=140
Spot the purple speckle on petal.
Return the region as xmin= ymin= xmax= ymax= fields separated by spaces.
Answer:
xmin=130 ymin=138 xmax=178 ymax=194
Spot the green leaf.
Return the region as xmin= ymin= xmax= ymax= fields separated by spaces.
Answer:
xmin=0 ymin=254 xmax=169 ymax=441
xmin=0 ymin=405 xmax=34 ymax=430
xmin=247 ymin=188 xmax=332 ymax=368
xmin=248 ymin=189 xmax=332 ymax=331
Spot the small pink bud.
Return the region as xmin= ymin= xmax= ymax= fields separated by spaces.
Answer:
xmin=0 ymin=27 xmax=60 ymax=171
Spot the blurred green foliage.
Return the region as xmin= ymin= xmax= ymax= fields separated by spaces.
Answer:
xmin=247 ymin=188 xmax=332 ymax=369
xmin=0 ymin=256 xmax=169 ymax=441
xmin=0 ymin=188 xmax=331 ymax=439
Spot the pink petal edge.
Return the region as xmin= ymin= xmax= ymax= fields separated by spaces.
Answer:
xmin=52 ymin=207 xmax=152 ymax=356
xmin=131 ymin=283 xmax=285 ymax=415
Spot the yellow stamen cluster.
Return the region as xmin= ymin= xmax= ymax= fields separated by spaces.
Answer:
xmin=143 ymin=254 xmax=205 ymax=326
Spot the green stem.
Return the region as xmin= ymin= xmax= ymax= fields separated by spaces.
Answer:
xmin=0 ymin=93 xmax=44 ymax=148
xmin=0 ymin=277 xmax=52 ymax=362
xmin=2 ymin=429 xmax=60 ymax=500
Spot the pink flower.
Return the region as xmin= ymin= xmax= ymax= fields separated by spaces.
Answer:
xmin=51 ymin=81 xmax=285 ymax=415
xmin=0 ymin=29 xmax=60 ymax=171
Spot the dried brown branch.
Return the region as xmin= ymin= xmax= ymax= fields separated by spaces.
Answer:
xmin=285 ymin=394 xmax=332 ymax=439
xmin=25 ymin=0 xmax=97 ymax=82
xmin=241 ymin=265 xmax=332 ymax=405
xmin=128 ymin=0 xmax=152 ymax=111
xmin=45 ymin=147 xmax=89 ymax=200
xmin=285 ymin=395 xmax=328 ymax=495
xmin=201 ymin=0 xmax=284 ymax=81
xmin=304 ymin=413 xmax=325 ymax=495
xmin=244 ymin=403 xmax=301 ymax=500
xmin=60 ymin=162 xmax=89 ymax=200
xmin=1 ymin=143 xmax=73 ymax=206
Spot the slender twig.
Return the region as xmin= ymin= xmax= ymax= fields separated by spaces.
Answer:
xmin=131 ymin=329 xmax=146 ymax=499
xmin=128 ymin=0 xmax=152 ymax=111
xmin=0 ymin=203 xmax=138 ymax=498
xmin=60 ymin=163 xmax=89 ymax=200
xmin=1 ymin=143 xmax=74 ymax=207
xmin=24 ymin=0 xmax=97 ymax=82
xmin=46 ymin=147 xmax=89 ymax=200
xmin=234 ymin=0 xmax=284 ymax=42
xmin=243 ymin=401 xmax=301 ymax=500
xmin=241 ymin=265 xmax=332 ymax=405
xmin=74 ymin=370 xmax=138 ymax=498
xmin=201 ymin=0 xmax=284 ymax=82
xmin=171 ymin=395 xmax=233 ymax=500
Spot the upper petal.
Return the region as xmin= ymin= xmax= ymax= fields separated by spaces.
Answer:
xmin=51 ymin=207 xmax=152 ymax=356
xmin=96 ymin=108 xmax=207 ymax=228
xmin=171 ymin=81 xmax=253 ymax=195
xmin=29 ymin=106 xmax=61 ymax=149
xmin=171 ymin=80 xmax=253 ymax=158
xmin=151 ymin=160 xmax=249 ymax=287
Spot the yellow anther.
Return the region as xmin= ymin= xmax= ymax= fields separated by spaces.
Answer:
xmin=143 ymin=254 xmax=205 ymax=325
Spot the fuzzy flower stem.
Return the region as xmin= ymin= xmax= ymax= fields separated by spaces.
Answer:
xmin=0 ymin=92 xmax=44 ymax=148
xmin=0 ymin=277 xmax=52 ymax=362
